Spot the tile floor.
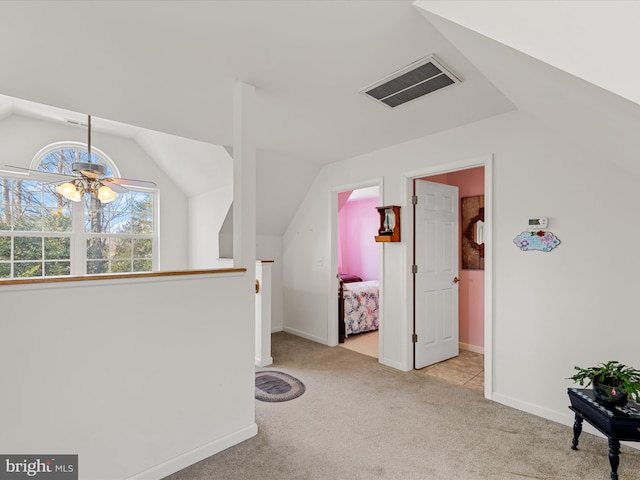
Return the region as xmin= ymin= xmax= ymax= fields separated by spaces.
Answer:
xmin=417 ymin=349 xmax=484 ymax=393
xmin=339 ymin=330 xmax=379 ymax=358
xmin=340 ymin=330 xmax=484 ymax=393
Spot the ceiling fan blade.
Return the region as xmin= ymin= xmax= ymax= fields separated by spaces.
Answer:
xmin=100 ymin=180 xmax=129 ymax=193
xmin=106 ymin=177 xmax=157 ymax=188
xmin=2 ymin=165 xmax=76 ymax=184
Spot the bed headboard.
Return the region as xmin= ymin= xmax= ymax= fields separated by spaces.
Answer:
xmin=338 ymin=273 xmax=363 ymax=284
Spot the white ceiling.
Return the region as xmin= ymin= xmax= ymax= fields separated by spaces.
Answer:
xmin=0 ymin=0 xmax=520 ymax=236
xmin=9 ymin=1 xmax=638 ymax=236
xmin=417 ymin=1 xmax=640 ymax=107
xmin=0 ymin=1 xmax=513 ymax=165
xmin=416 ymin=2 xmax=640 ymax=180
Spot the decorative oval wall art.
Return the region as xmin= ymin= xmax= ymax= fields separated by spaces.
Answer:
xmin=513 ymin=231 xmax=560 ymax=252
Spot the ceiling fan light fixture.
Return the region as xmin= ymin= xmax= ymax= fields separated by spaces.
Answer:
xmin=56 ymin=182 xmax=82 ymax=202
xmin=97 ymin=184 xmax=117 ymax=204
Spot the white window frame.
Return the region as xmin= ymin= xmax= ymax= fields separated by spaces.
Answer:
xmin=0 ymin=142 xmax=159 ymax=278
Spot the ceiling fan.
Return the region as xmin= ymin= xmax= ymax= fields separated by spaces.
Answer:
xmin=4 ymin=114 xmax=157 ymax=204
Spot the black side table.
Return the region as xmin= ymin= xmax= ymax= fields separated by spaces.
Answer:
xmin=568 ymin=388 xmax=640 ymax=480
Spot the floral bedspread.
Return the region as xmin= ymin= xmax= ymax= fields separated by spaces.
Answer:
xmin=343 ymin=280 xmax=379 ymax=336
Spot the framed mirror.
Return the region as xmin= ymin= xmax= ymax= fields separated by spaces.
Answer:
xmin=461 ymin=195 xmax=484 ymax=270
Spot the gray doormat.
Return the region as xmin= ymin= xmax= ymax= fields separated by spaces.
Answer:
xmin=255 ymin=370 xmax=305 ymax=402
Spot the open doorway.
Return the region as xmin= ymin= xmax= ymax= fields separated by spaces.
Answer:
xmin=413 ymin=166 xmax=486 ymax=393
xmin=336 ymin=185 xmax=380 ymax=359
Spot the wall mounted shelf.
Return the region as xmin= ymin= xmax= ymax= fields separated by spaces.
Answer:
xmin=375 ymin=205 xmax=401 ymax=242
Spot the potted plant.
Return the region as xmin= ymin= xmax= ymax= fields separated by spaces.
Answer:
xmin=569 ymin=361 xmax=640 ymax=407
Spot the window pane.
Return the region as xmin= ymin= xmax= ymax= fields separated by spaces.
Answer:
xmin=131 ymin=192 xmax=153 ymax=234
xmin=44 ymin=185 xmax=67 ymax=208
xmin=112 ymin=238 xmax=132 ymax=259
xmin=45 ymin=261 xmax=70 ymax=276
xmin=14 ymin=205 xmax=43 ymax=231
xmin=14 ymin=237 xmax=42 ymax=260
xmin=94 ymin=195 xmax=131 ymax=234
xmin=39 ymin=149 xmax=76 ymax=175
xmin=87 ymin=260 xmax=108 ymax=274
xmin=44 ymin=208 xmax=72 ymax=232
xmin=87 ymin=238 xmax=108 ymax=260
xmin=0 ymin=263 xmax=10 ymax=278
xmin=38 ymin=148 xmax=114 ymax=177
xmin=0 ymin=178 xmax=11 ymax=230
xmin=21 ymin=180 xmax=43 ymax=196
xmin=0 ymin=205 xmax=10 ymax=230
xmin=133 ymin=259 xmax=152 ymax=272
xmin=133 ymin=238 xmax=152 ymax=258
xmin=85 ymin=196 xmax=108 ymax=233
xmin=111 ymin=259 xmax=131 ymax=273
xmin=0 ymin=236 xmax=10 ymax=260
xmin=15 ymin=262 xmax=42 ymax=277
xmin=44 ymin=237 xmax=70 ymax=260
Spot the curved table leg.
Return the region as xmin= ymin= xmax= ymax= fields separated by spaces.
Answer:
xmin=608 ymin=438 xmax=620 ymax=480
xmin=571 ymin=413 xmax=583 ymax=450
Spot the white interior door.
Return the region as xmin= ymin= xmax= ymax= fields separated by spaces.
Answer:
xmin=414 ymin=180 xmax=459 ymax=369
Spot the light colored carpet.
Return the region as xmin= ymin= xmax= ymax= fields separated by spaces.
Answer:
xmin=164 ymin=332 xmax=640 ymax=480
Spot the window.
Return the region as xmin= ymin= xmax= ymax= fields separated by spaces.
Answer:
xmin=0 ymin=143 xmax=156 ymax=279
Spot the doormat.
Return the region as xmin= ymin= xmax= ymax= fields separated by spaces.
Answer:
xmin=255 ymin=370 xmax=305 ymax=402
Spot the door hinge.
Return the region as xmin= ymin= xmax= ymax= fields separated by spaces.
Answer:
xmin=412 ymin=195 xmax=418 ymax=205
xmin=412 ymin=265 xmax=418 ymax=274
xmin=412 ymin=333 xmax=418 ymax=343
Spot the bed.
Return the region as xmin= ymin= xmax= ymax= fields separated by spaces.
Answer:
xmin=338 ymin=274 xmax=379 ymax=343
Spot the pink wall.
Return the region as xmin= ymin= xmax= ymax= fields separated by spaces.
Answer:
xmin=421 ymin=167 xmax=485 ymax=350
xmin=338 ymin=196 xmax=379 ymax=281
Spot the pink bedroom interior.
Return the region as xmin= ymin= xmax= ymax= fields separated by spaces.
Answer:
xmin=338 ymin=165 xmax=485 ymax=356
xmin=337 ymin=189 xmax=380 ymax=283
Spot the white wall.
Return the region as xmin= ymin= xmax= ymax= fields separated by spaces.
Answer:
xmin=189 ymin=197 xmax=283 ymax=330
xmin=257 ymin=235 xmax=284 ymax=331
xmin=282 ymin=109 xmax=640 ymax=429
xmin=0 ymin=271 xmax=257 ymax=479
xmin=0 ymin=115 xmax=189 ymax=271
xmin=189 ymin=185 xmax=233 ymax=269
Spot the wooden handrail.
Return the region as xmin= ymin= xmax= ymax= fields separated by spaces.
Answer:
xmin=0 ymin=268 xmax=246 ymax=287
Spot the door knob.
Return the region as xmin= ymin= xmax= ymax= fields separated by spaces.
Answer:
xmin=452 ymin=277 xmax=460 ymax=284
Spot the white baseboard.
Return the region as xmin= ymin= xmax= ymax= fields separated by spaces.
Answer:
xmin=255 ymin=356 xmax=273 ymax=367
xmin=271 ymin=326 xmax=284 ymax=333
xmin=459 ymin=342 xmax=484 ymax=354
xmin=492 ymin=392 xmax=569 ymax=426
xmin=380 ymin=356 xmax=411 ymax=372
xmin=490 ymin=393 xmax=639 ymax=451
xmin=282 ymin=326 xmax=327 ymax=345
xmin=126 ymin=423 xmax=258 ymax=479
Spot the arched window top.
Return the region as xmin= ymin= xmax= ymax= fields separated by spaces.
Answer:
xmin=30 ymin=141 xmax=121 ymax=178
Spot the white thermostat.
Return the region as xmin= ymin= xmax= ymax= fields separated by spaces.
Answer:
xmin=526 ymin=217 xmax=548 ymax=230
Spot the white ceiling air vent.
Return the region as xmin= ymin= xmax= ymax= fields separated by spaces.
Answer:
xmin=360 ymin=55 xmax=461 ymax=108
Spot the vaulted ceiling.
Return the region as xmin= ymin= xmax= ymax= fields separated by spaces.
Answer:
xmin=0 ymin=1 xmax=638 ymax=235
xmin=0 ymin=1 xmax=513 ymax=160
xmin=415 ymin=1 xmax=640 ymax=180
xmin=0 ymin=1 xmax=512 ymax=235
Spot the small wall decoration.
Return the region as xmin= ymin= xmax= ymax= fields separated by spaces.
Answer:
xmin=375 ymin=205 xmax=401 ymax=242
xmin=461 ymin=195 xmax=484 ymax=270
xmin=513 ymin=231 xmax=560 ymax=252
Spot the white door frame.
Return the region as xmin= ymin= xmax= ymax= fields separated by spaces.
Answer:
xmin=328 ymin=178 xmax=384 ymax=349
xmin=403 ymin=155 xmax=493 ymax=399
